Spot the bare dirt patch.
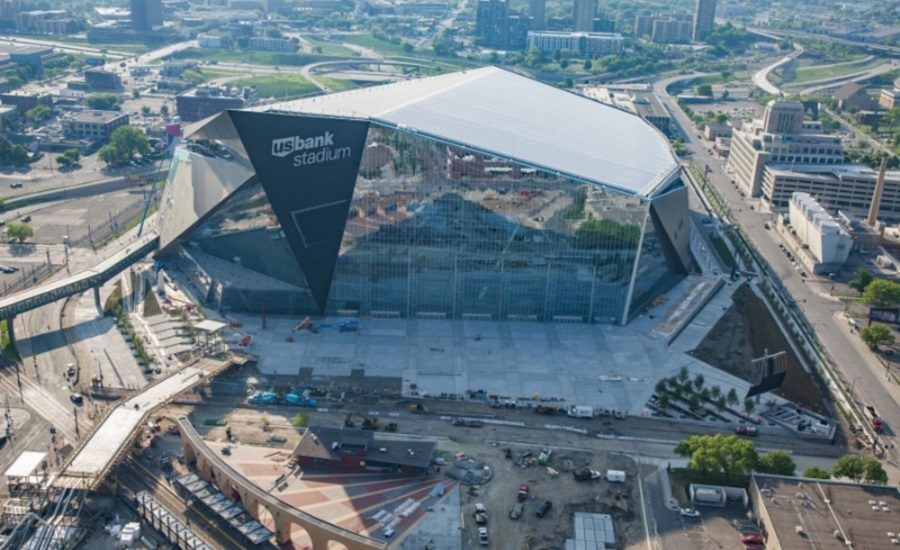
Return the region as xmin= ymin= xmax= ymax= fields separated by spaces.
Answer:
xmin=689 ymin=284 xmax=831 ymax=415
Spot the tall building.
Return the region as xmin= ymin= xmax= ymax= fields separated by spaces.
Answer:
xmin=573 ymin=0 xmax=595 ymax=32
xmin=156 ymin=67 xmax=690 ymax=325
xmin=634 ymin=13 xmax=654 ymax=37
xmin=651 ymin=17 xmax=692 ymax=44
xmin=530 ymin=0 xmax=545 ymax=30
xmin=130 ymin=0 xmax=162 ymax=32
xmin=527 ymin=31 xmax=623 ymax=57
xmin=475 ymin=0 xmax=508 ymax=47
xmin=692 ymin=0 xmax=716 ymax=41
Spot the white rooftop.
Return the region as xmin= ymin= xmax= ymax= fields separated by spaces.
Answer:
xmin=256 ymin=67 xmax=679 ymax=197
xmin=5 ymin=450 xmax=46 ymax=478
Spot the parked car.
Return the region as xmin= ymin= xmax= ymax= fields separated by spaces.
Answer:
xmin=9 ymin=182 xmax=22 ymax=189
xmin=509 ymin=502 xmax=524 ymax=520
xmin=741 ymin=534 xmax=763 ymax=545
xmin=735 ymin=425 xmax=758 ymax=436
xmin=19 ymin=215 xmax=31 ymax=223
xmin=478 ymin=527 xmax=489 ymax=546
xmin=517 ymin=483 xmax=530 ymax=501
xmin=536 ymin=500 xmax=552 ymax=518
xmin=66 ymin=363 xmax=76 ymax=377
xmin=69 ymin=393 xmax=83 ymax=404
xmin=679 ymin=508 xmax=701 ymax=518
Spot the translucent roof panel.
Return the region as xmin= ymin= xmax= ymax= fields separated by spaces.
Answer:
xmin=258 ymin=67 xmax=679 ymax=197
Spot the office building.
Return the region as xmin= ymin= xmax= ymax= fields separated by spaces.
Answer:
xmin=130 ymin=0 xmax=163 ymax=32
xmin=573 ymin=0 xmax=595 ymax=32
xmin=651 ymin=17 xmax=692 ymax=44
xmin=175 ymin=85 xmax=246 ymax=122
xmin=156 ymin=67 xmax=690 ymax=325
xmin=529 ymin=0 xmax=545 ymax=30
xmin=475 ymin=0 xmax=508 ymax=47
xmin=62 ymin=110 xmax=129 ymax=141
xmin=727 ymin=100 xmax=844 ymax=198
xmin=751 ymin=474 xmax=900 ymax=550
xmin=762 ymin=165 xmax=900 ymax=219
xmin=130 ymin=0 xmax=161 ymax=31
xmin=247 ymin=37 xmax=298 ymax=52
xmin=592 ymin=17 xmax=615 ymax=33
xmin=788 ymin=192 xmax=852 ymax=269
xmin=84 ymin=69 xmax=122 ymax=90
xmin=527 ymin=31 xmax=623 ymax=57
xmin=880 ymin=85 xmax=900 ymax=110
xmin=692 ymin=0 xmax=716 ymax=41
xmin=634 ymin=14 xmax=654 ymax=37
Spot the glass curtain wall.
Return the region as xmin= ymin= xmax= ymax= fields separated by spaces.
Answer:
xmin=328 ymin=125 xmax=649 ymax=323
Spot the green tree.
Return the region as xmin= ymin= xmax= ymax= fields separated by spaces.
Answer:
xmin=658 ymin=393 xmax=670 ymax=409
xmin=131 ymin=89 xmax=141 ymax=99
xmin=832 ymin=455 xmax=865 ymax=482
xmin=693 ymin=374 xmax=705 ymax=390
xmin=160 ymin=105 xmax=169 ymax=116
xmin=5 ymin=222 xmax=32 ymax=243
xmin=26 ymin=104 xmax=52 ymax=123
xmin=56 ymin=154 xmax=72 ymax=168
xmin=140 ymin=105 xmax=151 ymax=116
xmin=756 ymin=451 xmax=796 ymax=476
xmin=863 ymin=279 xmax=900 ymax=307
xmin=696 ymin=84 xmax=713 ymax=97
xmin=860 ymin=323 xmax=893 ymax=350
xmin=714 ymin=113 xmax=728 ymax=124
xmin=678 ymin=366 xmax=690 ymax=383
xmin=8 ymin=145 xmax=28 ymax=165
xmin=98 ymin=125 xmax=151 ymax=166
xmin=63 ymin=149 xmax=80 ymax=162
xmin=85 ymin=93 xmax=120 ymax=110
xmin=726 ymin=388 xmax=740 ymax=407
xmin=402 ymin=42 xmax=414 ymax=53
xmin=743 ymin=398 xmax=756 ymax=415
xmin=675 ymin=434 xmax=758 ymax=482
xmin=863 ymin=457 xmax=888 ymax=485
xmin=583 ymin=59 xmax=592 ymax=70
xmin=849 ymin=268 xmax=874 ymax=293
xmin=803 ymin=467 xmax=831 ymax=479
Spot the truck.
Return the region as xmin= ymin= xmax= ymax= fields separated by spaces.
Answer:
xmin=249 ymin=391 xmax=278 ymax=405
xmin=573 ymin=469 xmax=602 ymax=482
xmin=478 ymin=527 xmax=489 ymax=546
xmin=282 ymin=392 xmax=317 ymax=408
xmin=866 ymin=405 xmax=885 ymax=433
xmin=473 ymin=503 xmax=487 ymax=524
xmin=606 ymin=470 xmax=626 ymax=483
xmin=568 ymin=405 xmax=594 ymax=418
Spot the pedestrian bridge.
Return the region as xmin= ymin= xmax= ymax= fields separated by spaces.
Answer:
xmin=0 ymin=232 xmax=159 ymax=329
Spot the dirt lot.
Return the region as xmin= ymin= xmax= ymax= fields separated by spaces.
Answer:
xmin=193 ymin=406 xmax=303 ymax=450
xmin=459 ymin=443 xmax=644 ymax=550
xmin=689 ymin=284 xmax=831 ymax=414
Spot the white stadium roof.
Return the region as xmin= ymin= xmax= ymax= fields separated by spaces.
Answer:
xmin=256 ymin=67 xmax=680 ymax=197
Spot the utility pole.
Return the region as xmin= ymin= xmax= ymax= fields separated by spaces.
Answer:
xmin=73 ymin=406 xmax=80 ymax=441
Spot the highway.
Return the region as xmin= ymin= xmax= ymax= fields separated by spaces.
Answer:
xmin=751 ymin=45 xmax=804 ymax=95
xmin=654 ymin=73 xmax=900 ymax=478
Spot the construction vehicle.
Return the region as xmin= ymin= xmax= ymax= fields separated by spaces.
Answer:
xmin=866 ymin=405 xmax=885 ymax=433
xmin=249 ymin=391 xmax=278 ymax=405
xmin=534 ymin=405 xmax=560 ymax=415
xmin=537 ymin=448 xmax=552 ymax=466
xmin=344 ymin=413 xmax=355 ymax=428
xmin=283 ymin=392 xmax=317 ymax=408
xmin=573 ymin=469 xmax=602 ymax=482
xmin=474 ymin=503 xmax=488 ymax=524
xmin=361 ymin=417 xmax=380 ymax=430
xmin=384 ymin=422 xmax=398 ymax=432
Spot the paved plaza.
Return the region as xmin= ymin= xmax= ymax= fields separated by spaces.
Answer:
xmin=233 ymin=276 xmax=755 ymax=415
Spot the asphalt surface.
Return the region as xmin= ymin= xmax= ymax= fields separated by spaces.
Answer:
xmin=654 ymin=73 xmax=900 ymax=477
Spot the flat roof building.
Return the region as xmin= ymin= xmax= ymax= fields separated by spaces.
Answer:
xmin=62 ymin=110 xmax=129 ymax=141
xmin=175 ymin=85 xmax=245 ymax=122
xmin=157 ymin=67 xmax=690 ymax=324
xmin=583 ymin=86 xmax=670 ymax=135
xmin=84 ymin=69 xmax=122 ymax=90
xmin=526 ymin=31 xmax=623 ymax=57
xmin=751 ymin=473 xmax=900 ymax=550
xmin=788 ymin=192 xmax=852 ymax=270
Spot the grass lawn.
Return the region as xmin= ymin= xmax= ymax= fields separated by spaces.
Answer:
xmin=304 ymin=37 xmax=357 ymax=57
xmin=343 ymin=33 xmax=414 ymax=56
xmin=235 ymin=74 xmax=320 ymax=99
xmin=167 ymin=47 xmax=328 ymax=67
xmin=709 ymin=235 xmax=737 ymax=269
xmin=789 ymin=59 xmax=886 ymax=85
xmin=317 ymin=77 xmax=359 ymax=92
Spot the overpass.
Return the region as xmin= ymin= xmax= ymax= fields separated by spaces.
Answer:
xmin=56 ymin=356 xmax=231 ymax=490
xmin=0 ymin=231 xmax=159 ymax=345
xmin=177 ymin=417 xmax=388 ymax=550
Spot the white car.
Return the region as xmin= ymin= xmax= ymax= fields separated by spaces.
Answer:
xmin=680 ymin=508 xmax=701 ymax=519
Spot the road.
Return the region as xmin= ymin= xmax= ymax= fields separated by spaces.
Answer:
xmin=797 ymin=60 xmax=898 ymax=95
xmin=654 ymin=73 xmax=900 ymax=478
xmin=751 ymin=46 xmax=804 ymax=95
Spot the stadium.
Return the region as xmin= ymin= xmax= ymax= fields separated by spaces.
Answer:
xmin=156 ymin=66 xmax=691 ymax=325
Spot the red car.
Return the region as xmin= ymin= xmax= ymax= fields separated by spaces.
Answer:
xmin=517 ymin=483 xmax=529 ymax=501
xmin=741 ymin=534 xmax=763 ymax=545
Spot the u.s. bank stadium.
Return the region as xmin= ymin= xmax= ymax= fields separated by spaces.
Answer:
xmin=156 ymin=66 xmax=691 ymax=325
